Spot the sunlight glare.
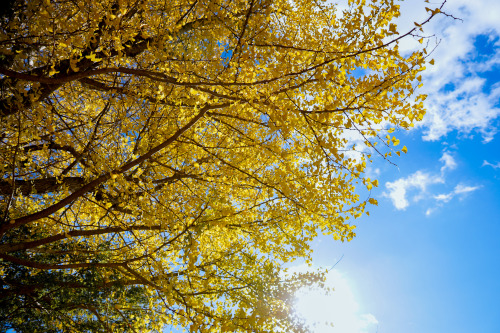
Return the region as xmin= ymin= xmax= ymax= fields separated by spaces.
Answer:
xmin=294 ymin=269 xmax=378 ymax=333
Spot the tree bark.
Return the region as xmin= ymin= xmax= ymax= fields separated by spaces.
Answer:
xmin=0 ymin=177 xmax=84 ymax=196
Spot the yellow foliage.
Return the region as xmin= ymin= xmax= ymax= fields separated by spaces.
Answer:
xmin=0 ymin=0 xmax=440 ymax=331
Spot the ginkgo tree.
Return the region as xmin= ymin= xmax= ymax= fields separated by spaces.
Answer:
xmin=0 ymin=0 xmax=442 ymax=331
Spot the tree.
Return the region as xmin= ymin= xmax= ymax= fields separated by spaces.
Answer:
xmin=0 ymin=0 xmax=441 ymax=331
xmin=1 ymin=226 xmax=152 ymax=332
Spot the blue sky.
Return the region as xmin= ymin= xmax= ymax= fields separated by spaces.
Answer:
xmin=293 ymin=1 xmax=500 ymax=332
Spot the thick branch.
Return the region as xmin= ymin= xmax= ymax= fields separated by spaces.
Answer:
xmin=0 ymin=225 xmax=165 ymax=253
xmin=0 ymin=102 xmax=229 ymax=236
xmin=0 ymin=177 xmax=84 ymax=196
xmin=0 ymin=252 xmax=127 ymax=270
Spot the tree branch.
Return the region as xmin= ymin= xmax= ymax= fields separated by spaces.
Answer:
xmin=0 ymin=102 xmax=229 ymax=236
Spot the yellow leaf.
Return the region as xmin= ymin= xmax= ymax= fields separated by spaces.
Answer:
xmin=49 ymin=66 xmax=59 ymax=76
xmin=85 ymin=53 xmax=102 ymax=62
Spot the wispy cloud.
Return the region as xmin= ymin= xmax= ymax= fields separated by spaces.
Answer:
xmin=454 ymin=184 xmax=481 ymax=195
xmin=384 ymin=171 xmax=444 ymax=210
xmin=434 ymin=184 xmax=481 ymax=203
xmin=440 ymin=152 xmax=457 ymax=173
xmin=384 ymin=152 xmax=479 ymax=211
xmin=434 ymin=192 xmax=454 ymax=203
xmin=483 ymin=160 xmax=500 ymax=169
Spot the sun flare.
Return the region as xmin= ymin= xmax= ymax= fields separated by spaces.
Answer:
xmin=294 ymin=269 xmax=378 ymax=333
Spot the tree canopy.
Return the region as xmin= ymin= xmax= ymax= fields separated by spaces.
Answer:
xmin=0 ymin=0 xmax=440 ymax=331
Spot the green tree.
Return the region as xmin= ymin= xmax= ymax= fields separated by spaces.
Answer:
xmin=1 ymin=226 xmax=151 ymax=332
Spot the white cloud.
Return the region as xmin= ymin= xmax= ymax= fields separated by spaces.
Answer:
xmin=384 ymin=171 xmax=444 ymax=210
xmin=384 ymin=152 xmax=479 ymax=211
xmin=433 ymin=184 xmax=479 ymax=202
xmin=453 ymin=184 xmax=480 ymax=195
xmin=425 ymin=208 xmax=435 ymax=217
xmin=396 ymin=0 xmax=500 ymax=142
xmin=421 ymin=81 xmax=500 ymax=142
xmin=430 ymin=184 xmax=481 ymax=214
xmin=434 ymin=192 xmax=453 ymax=203
xmin=483 ymin=160 xmax=500 ymax=169
xmin=439 ymin=152 xmax=457 ymax=173
xmin=293 ymin=267 xmax=378 ymax=333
